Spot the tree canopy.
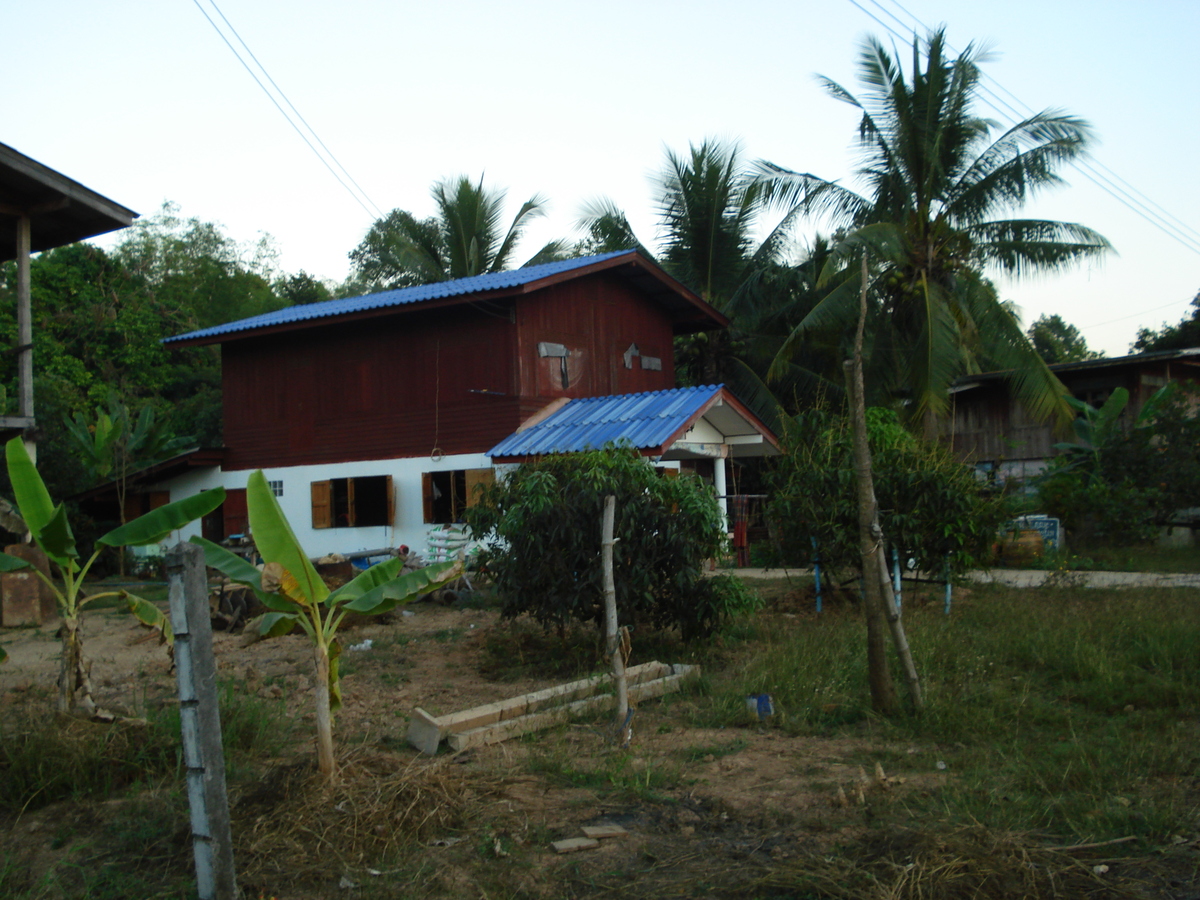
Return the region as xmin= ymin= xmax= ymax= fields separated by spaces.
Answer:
xmin=754 ymin=29 xmax=1110 ymax=426
xmin=348 ymin=175 xmax=568 ymax=290
xmin=1027 ymin=313 xmax=1102 ymax=365
xmin=1133 ymin=289 xmax=1200 ymax=353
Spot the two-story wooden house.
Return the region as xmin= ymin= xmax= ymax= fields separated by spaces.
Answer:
xmin=143 ymin=250 xmax=778 ymax=556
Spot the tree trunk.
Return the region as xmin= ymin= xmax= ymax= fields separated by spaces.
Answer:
xmin=58 ymin=617 xmax=96 ymax=716
xmin=313 ymin=644 xmax=337 ymax=780
xmin=846 ymin=257 xmax=898 ymax=716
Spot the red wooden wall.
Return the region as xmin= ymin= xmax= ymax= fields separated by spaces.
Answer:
xmin=221 ymin=270 xmax=681 ymax=470
xmin=222 ymin=304 xmax=521 ymax=470
xmin=514 ymin=271 xmax=677 ymax=417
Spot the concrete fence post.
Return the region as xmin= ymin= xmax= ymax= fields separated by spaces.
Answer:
xmin=167 ymin=541 xmax=237 ymax=900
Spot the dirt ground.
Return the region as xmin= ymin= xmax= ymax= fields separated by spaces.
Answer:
xmin=2 ymin=596 xmax=1197 ymax=899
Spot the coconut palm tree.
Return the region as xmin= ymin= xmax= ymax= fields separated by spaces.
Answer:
xmin=755 ymin=29 xmax=1111 ymax=427
xmin=579 ymin=139 xmax=810 ymax=397
xmin=349 ymin=175 xmax=567 ymax=290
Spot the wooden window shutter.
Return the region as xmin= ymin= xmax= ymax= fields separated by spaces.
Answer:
xmin=464 ymin=468 xmax=495 ymax=509
xmin=385 ymin=475 xmax=395 ymax=526
xmin=223 ymin=488 xmax=248 ymax=537
xmin=149 ymin=491 xmax=171 ymax=509
xmin=346 ymin=477 xmax=357 ymax=527
xmin=311 ymin=480 xmax=332 ymax=529
xmin=421 ymin=472 xmax=434 ymax=524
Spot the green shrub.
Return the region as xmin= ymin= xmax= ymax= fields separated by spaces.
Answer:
xmin=465 ymin=447 xmax=754 ymax=640
xmin=768 ymin=407 xmax=1006 ymax=580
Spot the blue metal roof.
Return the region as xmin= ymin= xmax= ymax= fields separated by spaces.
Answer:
xmin=164 ymin=250 xmax=637 ymax=345
xmin=487 ymin=385 xmax=723 ymax=459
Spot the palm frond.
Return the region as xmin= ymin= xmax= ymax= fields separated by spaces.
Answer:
xmin=968 ymin=219 xmax=1112 ymax=276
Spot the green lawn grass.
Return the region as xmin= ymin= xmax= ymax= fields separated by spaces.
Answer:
xmin=708 ymin=583 xmax=1200 ymax=842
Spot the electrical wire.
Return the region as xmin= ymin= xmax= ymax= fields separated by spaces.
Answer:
xmin=190 ymin=0 xmax=384 ymax=222
xmin=849 ymin=0 xmax=1200 ymax=258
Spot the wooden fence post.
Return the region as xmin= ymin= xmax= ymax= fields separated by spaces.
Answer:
xmin=167 ymin=541 xmax=237 ymax=900
xmin=602 ymin=495 xmax=629 ymax=741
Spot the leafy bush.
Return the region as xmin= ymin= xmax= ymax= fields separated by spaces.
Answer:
xmin=768 ymin=407 xmax=1006 ymax=579
xmin=464 ymin=447 xmax=753 ymax=640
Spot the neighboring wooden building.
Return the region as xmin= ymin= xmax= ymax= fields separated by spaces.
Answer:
xmin=943 ymin=348 xmax=1200 ymax=481
xmin=141 ymin=250 xmax=778 ymax=556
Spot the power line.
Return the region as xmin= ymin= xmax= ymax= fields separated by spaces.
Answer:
xmin=848 ymin=0 xmax=1200 ymax=258
xmin=190 ymin=0 xmax=384 ymax=222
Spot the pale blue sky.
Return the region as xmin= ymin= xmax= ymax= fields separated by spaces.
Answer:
xmin=6 ymin=0 xmax=1198 ymax=356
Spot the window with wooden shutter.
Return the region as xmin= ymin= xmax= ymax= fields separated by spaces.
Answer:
xmin=224 ymin=488 xmax=249 ymax=537
xmin=311 ymin=480 xmax=332 ymax=529
xmin=346 ymin=477 xmax=357 ymax=527
xmin=464 ymin=467 xmax=494 ymax=508
xmin=425 ymin=468 xmax=494 ymax=523
xmin=315 ymin=476 xmax=392 ymax=528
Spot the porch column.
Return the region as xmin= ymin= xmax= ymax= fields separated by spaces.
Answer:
xmin=16 ymin=213 xmax=34 ymax=463
xmin=713 ymin=448 xmax=728 ymax=533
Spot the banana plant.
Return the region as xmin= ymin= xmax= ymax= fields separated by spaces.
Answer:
xmin=0 ymin=437 xmax=225 ymax=713
xmin=192 ymin=469 xmax=461 ymax=779
xmin=1053 ymin=383 xmax=1177 ymax=482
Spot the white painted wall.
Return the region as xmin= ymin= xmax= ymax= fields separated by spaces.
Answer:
xmin=154 ymin=452 xmax=508 ymax=560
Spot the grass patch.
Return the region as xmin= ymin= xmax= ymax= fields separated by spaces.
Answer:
xmin=0 ymin=680 xmax=291 ymax=812
xmin=1029 ymin=543 xmax=1200 ymax=573
xmin=528 ymin=741 xmax=687 ymax=802
xmin=723 ymin=584 xmax=1200 ymax=841
xmin=679 ymin=737 xmax=747 ymax=762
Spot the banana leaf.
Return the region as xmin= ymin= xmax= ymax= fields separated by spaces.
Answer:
xmin=246 ymin=470 xmax=328 ymax=606
xmin=38 ymin=504 xmax=78 ymax=563
xmin=189 ymin=536 xmax=287 ymax=612
xmin=257 ymin=610 xmax=301 ymax=638
xmin=6 ymin=438 xmax=70 ymax=566
xmin=99 ymin=488 xmax=226 ymax=547
xmin=336 ymin=559 xmax=462 ymax=614
xmin=0 ymin=552 xmax=31 ymax=572
xmin=5 ymin=437 xmax=54 ymax=535
xmin=125 ymin=593 xmax=174 ymax=646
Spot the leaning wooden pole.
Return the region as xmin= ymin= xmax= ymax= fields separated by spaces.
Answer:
xmin=847 ymin=255 xmax=898 ymax=716
xmin=601 ymin=495 xmax=629 ymax=740
xmin=875 ymin=533 xmax=923 ymax=711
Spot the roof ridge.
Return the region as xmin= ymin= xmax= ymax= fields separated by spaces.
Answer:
xmin=164 ymin=249 xmax=640 ymax=345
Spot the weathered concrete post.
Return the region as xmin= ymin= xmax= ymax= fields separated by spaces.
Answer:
xmin=167 ymin=542 xmax=237 ymax=900
xmin=602 ymin=495 xmax=629 ymax=741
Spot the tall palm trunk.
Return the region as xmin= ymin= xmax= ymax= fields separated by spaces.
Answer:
xmin=846 ymin=259 xmax=897 ymax=716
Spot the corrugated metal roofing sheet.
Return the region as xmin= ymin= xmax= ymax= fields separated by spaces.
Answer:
xmin=487 ymin=385 xmax=722 ymax=458
xmin=163 ymin=250 xmax=635 ymax=345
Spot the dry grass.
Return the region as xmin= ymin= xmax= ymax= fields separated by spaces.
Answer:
xmin=565 ymin=826 xmax=1180 ymax=900
xmin=232 ymin=748 xmax=501 ymax=889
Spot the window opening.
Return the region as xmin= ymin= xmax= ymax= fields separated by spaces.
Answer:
xmin=422 ymin=468 xmax=494 ymax=524
xmin=312 ymin=475 xmax=393 ymax=528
